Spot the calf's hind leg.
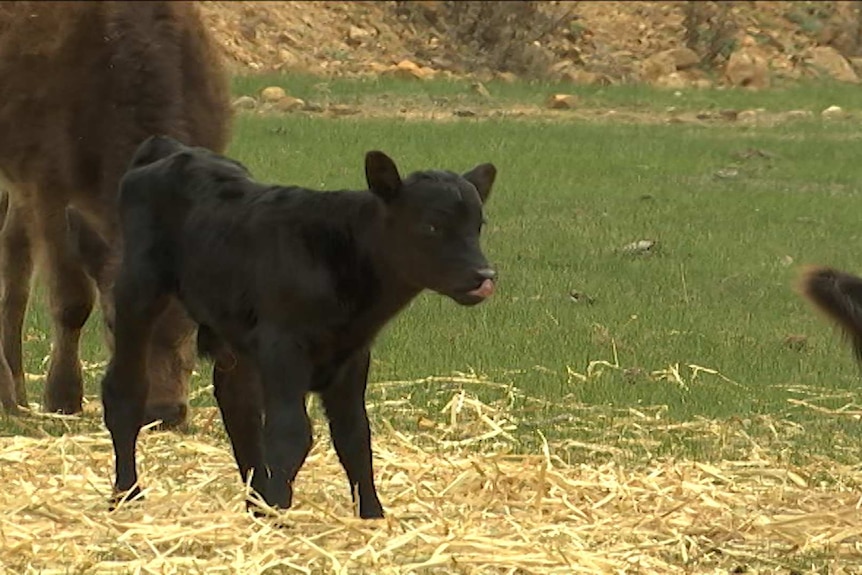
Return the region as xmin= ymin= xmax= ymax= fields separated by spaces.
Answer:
xmin=102 ymin=263 xmax=171 ymax=502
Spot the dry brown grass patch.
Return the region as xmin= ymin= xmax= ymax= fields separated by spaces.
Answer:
xmin=1 ymin=400 xmax=860 ymax=574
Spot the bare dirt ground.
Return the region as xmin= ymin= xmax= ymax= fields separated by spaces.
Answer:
xmin=199 ymin=1 xmax=862 ymax=84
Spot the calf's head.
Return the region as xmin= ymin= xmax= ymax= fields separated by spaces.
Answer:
xmin=65 ymin=201 xmax=196 ymax=429
xmin=366 ymin=151 xmax=497 ymax=306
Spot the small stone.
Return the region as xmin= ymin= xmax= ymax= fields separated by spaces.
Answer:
xmin=737 ymin=109 xmax=758 ymax=123
xmin=495 ymin=71 xmax=518 ymax=84
xmin=328 ymin=104 xmax=360 ymax=116
xmin=782 ymin=334 xmax=808 ymax=352
xmin=821 ymin=105 xmax=844 ymax=119
xmin=786 ymin=110 xmax=813 ymax=120
xmin=347 ymin=25 xmax=373 ymax=46
xmin=714 ymin=167 xmax=740 ymax=179
xmin=547 ymin=94 xmax=578 ymax=109
xmin=620 ymin=239 xmax=658 ymax=255
xmin=260 ymin=86 xmax=287 ymax=103
xmin=231 ymin=96 xmax=257 ymax=110
xmin=471 ymin=82 xmax=491 ymax=98
xmin=274 ymin=96 xmax=305 ymax=112
xmin=807 ymin=46 xmax=859 ymax=83
xmin=569 ymin=290 xmax=596 ymax=304
xmin=725 ymin=48 xmax=770 ymax=89
xmin=654 ymin=72 xmax=688 ymax=89
xmin=382 ymin=59 xmax=436 ymax=81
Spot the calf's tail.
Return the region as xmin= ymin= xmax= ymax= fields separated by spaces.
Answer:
xmin=798 ymin=265 xmax=862 ymax=362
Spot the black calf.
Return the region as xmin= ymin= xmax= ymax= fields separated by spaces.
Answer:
xmin=99 ymin=136 xmax=497 ymax=518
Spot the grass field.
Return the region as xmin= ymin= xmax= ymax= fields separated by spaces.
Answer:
xmin=4 ymin=77 xmax=862 ymax=572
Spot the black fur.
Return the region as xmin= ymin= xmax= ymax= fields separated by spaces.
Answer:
xmin=99 ymin=136 xmax=497 ymax=518
xmin=798 ymin=266 xmax=862 ymax=362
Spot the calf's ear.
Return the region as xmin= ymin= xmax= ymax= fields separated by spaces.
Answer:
xmin=66 ymin=206 xmax=111 ymax=285
xmin=365 ymin=151 xmax=402 ymax=203
xmin=463 ymin=163 xmax=496 ymax=204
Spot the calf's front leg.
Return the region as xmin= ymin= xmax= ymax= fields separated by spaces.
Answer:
xmin=320 ymin=349 xmax=384 ymax=519
xmin=257 ymin=333 xmax=313 ymax=510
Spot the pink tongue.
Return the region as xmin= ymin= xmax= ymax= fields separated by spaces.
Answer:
xmin=468 ymin=278 xmax=495 ymax=299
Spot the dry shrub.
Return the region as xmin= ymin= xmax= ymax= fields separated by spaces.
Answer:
xmin=393 ymin=1 xmax=577 ymax=78
xmin=683 ymin=1 xmax=738 ymax=68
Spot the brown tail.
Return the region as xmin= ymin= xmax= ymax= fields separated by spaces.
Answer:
xmin=798 ymin=266 xmax=862 ymax=362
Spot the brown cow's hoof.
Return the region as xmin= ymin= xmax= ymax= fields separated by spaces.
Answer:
xmin=43 ymin=394 xmax=83 ymax=415
xmin=143 ymin=402 xmax=189 ymax=429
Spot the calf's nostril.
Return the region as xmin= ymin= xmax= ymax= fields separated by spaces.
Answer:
xmin=477 ymin=268 xmax=496 ymax=282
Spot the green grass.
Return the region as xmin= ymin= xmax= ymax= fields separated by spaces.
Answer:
xmin=234 ymin=71 xmax=862 ymax=114
xmin=6 ymin=78 xmax=862 ymax=471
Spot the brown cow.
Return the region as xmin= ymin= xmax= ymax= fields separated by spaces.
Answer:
xmin=0 ymin=2 xmax=232 ymax=426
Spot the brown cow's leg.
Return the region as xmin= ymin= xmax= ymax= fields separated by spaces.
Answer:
xmin=0 ymin=352 xmax=16 ymax=414
xmin=142 ymin=299 xmax=196 ymax=428
xmin=0 ymin=195 xmax=33 ymax=408
xmin=35 ymin=202 xmax=95 ymax=414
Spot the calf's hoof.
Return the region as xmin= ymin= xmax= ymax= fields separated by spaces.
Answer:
xmin=359 ymin=503 xmax=385 ymax=520
xmin=143 ymin=402 xmax=188 ymax=429
xmin=109 ymin=485 xmax=144 ymax=511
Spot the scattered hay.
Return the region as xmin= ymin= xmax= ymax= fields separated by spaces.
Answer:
xmin=1 ymin=400 xmax=861 ymax=574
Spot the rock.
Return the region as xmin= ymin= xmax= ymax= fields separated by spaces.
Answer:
xmin=849 ymin=57 xmax=862 ymax=76
xmin=806 ymin=46 xmax=859 ymax=83
xmin=725 ymin=48 xmax=769 ymax=89
xmin=666 ymin=47 xmax=701 ymax=70
xmin=642 ymin=47 xmax=701 ymax=84
xmin=495 ymin=71 xmax=518 ymax=84
xmin=303 ymin=102 xmax=325 ymax=113
xmin=713 ymin=167 xmax=740 ymax=179
xmin=547 ymin=94 xmax=578 ymax=109
xmin=786 ymin=109 xmax=813 ymax=120
xmin=654 ymin=72 xmax=688 ymax=90
xmin=328 ymin=104 xmax=360 ymax=116
xmin=565 ymin=69 xmax=611 ymax=86
xmin=383 ymin=59 xmax=436 ymax=80
xmin=347 ymin=25 xmax=374 ymax=46
xmin=550 ymin=60 xmax=611 ymax=86
xmin=737 ymin=109 xmax=758 ymax=123
xmin=641 ymin=51 xmax=676 ymax=83
xmin=260 ymin=86 xmax=287 ymax=103
xmin=692 ymin=78 xmax=713 ymax=89
xmin=821 ymin=105 xmax=844 ymax=119
xmin=276 ymin=48 xmax=301 ymax=70
xmin=231 ymin=95 xmax=257 ymax=110
xmin=471 ymin=82 xmax=491 ymax=98
xmin=620 ymin=239 xmax=658 ymax=256
xmin=782 ymin=334 xmax=808 ymax=351
xmin=274 ymin=96 xmax=305 ymax=112
xmin=719 ymin=109 xmax=739 ymax=121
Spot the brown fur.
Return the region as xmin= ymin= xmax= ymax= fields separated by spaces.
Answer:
xmin=0 ymin=2 xmax=231 ymax=424
xmin=797 ymin=265 xmax=862 ymax=364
